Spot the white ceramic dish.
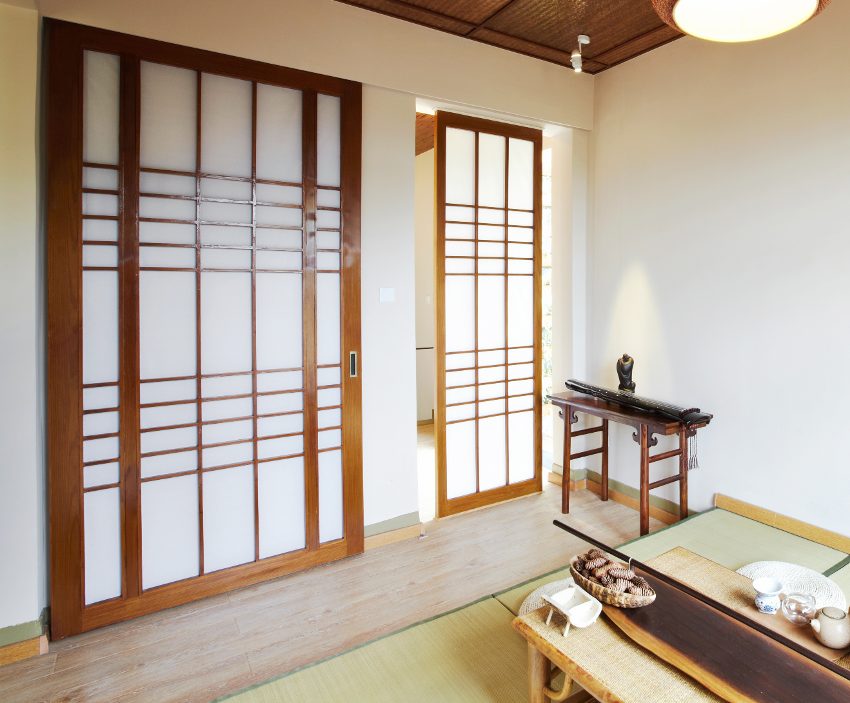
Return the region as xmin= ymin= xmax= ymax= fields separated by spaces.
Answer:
xmin=541 ymin=578 xmax=602 ymax=636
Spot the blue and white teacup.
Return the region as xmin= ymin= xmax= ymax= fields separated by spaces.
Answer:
xmin=752 ymin=577 xmax=783 ymax=615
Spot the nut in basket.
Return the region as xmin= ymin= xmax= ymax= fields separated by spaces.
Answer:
xmin=570 ymin=549 xmax=656 ymax=608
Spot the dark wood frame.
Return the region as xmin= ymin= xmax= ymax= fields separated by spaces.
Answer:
xmin=46 ymin=19 xmax=363 ymax=639
xmin=434 ymin=111 xmax=542 ymax=517
xmin=549 ymin=391 xmax=707 ymax=535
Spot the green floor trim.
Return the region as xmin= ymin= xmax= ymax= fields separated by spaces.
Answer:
xmin=585 ymin=470 xmax=681 ymax=516
xmin=364 ymin=511 xmax=419 ymax=537
xmin=0 ymin=613 xmax=44 ymax=648
xmin=825 ymin=554 xmax=850 ymax=577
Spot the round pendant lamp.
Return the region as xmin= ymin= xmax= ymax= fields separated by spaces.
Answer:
xmin=652 ymin=0 xmax=831 ymax=43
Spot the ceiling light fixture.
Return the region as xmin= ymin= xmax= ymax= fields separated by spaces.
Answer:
xmin=571 ymin=34 xmax=590 ymax=73
xmin=652 ymin=0 xmax=830 ymax=43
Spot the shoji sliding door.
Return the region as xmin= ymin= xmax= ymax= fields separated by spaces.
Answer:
xmin=46 ymin=21 xmax=362 ymax=638
xmin=435 ymin=111 xmax=542 ymax=517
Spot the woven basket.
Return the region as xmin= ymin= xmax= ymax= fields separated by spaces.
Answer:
xmin=570 ymin=556 xmax=656 ymax=609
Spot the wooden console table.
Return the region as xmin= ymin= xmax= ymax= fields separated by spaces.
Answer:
xmin=548 ymin=391 xmax=708 ymax=535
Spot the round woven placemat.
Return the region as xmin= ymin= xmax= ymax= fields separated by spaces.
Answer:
xmin=736 ymin=561 xmax=847 ymax=610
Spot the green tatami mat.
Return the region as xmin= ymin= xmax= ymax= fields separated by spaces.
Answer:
xmin=224 ymin=598 xmax=528 ymax=703
xmin=620 ymin=509 xmax=847 ymax=573
xmin=829 ymin=563 xmax=850 ymax=603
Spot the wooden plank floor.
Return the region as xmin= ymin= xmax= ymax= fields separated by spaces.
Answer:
xmin=0 ymin=487 xmax=660 ymax=703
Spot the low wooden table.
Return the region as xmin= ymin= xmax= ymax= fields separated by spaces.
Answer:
xmin=548 ymin=391 xmax=709 ymax=535
xmin=513 ymin=548 xmax=850 ymax=703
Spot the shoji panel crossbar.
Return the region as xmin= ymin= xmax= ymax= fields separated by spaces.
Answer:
xmin=435 ymin=111 xmax=542 ymax=518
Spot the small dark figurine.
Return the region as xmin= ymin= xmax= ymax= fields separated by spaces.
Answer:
xmin=616 ymin=354 xmax=635 ymax=393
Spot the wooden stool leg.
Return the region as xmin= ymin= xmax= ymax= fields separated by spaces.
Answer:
xmin=528 ymin=643 xmax=550 ymax=703
xmin=601 ymin=419 xmax=609 ymax=501
xmin=561 ymin=405 xmax=572 ymax=514
xmin=639 ymin=424 xmax=650 ymax=536
xmin=679 ymin=427 xmax=689 ymax=520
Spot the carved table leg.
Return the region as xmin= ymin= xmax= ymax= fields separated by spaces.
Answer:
xmin=528 ymin=643 xmax=550 ymax=703
xmin=561 ymin=405 xmax=573 ymax=514
xmin=601 ymin=419 xmax=609 ymax=502
xmin=639 ymin=424 xmax=650 ymax=536
xmin=679 ymin=426 xmax=689 ymax=520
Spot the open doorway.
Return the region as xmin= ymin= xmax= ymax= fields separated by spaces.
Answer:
xmin=414 ymin=112 xmax=437 ymax=523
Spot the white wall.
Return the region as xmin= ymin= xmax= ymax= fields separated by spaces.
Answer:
xmin=0 ymin=1 xmax=42 ymax=630
xmin=414 ymin=149 xmax=435 ymax=423
xmin=589 ymin=5 xmax=850 ymax=533
xmin=360 ymin=86 xmax=419 ymax=526
xmin=35 ymin=0 xmax=593 ymax=130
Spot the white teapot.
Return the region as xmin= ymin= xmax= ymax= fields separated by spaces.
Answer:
xmin=810 ymin=607 xmax=850 ymax=649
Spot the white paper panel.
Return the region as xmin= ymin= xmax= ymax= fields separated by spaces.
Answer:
xmin=83 ymin=193 xmax=119 ymax=217
xmin=445 ymin=352 xmax=475 ymax=370
xmin=84 ymin=386 xmax=119 ymax=411
xmin=203 ymin=465 xmax=255 ymax=572
xmin=317 ymin=366 xmax=341 ymax=387
xmin=316 ymin=252 xmax=340 ymax=271
xmin=202 ymin=419 xmax=253 ymax=446
xmin=508 ymin=395 xmax=534 ymax=412
xmin=508 ymin=411 xmax=535 ymax=483
xmin=445 ymin=402 xmax=475 ymax=423
xmin=257 ymin=84 xmax=302 ymax=183
xmin=446 ymin=386 xmax=475 ymax=405
xmin=203 ymin=441 xmax=253 ymax=468
xmin=316 ymin=189 xmax=339 ymax=208
xmin=478 ymin=133 xmax=505 ymax=208
xmin=257 ymin=370 xmax=302 ymax=393
xmin=478 ymin=259 xmax=504 ymax=275
xmin=444 ymin=276 xmax=475 ymax=353
xmin=508 ymin=226 xmax=534 ymax=242
xmin=140 ymin=61 xmax=196 ymax=171
xmin=84 ymin=437 xmax=120 ymax=463
xmin=258 ymin=412 xmax=303 ymax=437
xmin=445 ymin=128 xmax=474 ymax=205
xmin=202 ymin=374 xmax=252 ymax=398
xmin=317 ymin=94 xmax=341 ymax=188
xmin=201 ymin=177 xmax=252 ymax=201
xmin=509 ymin=379 xmax=534 ymax=396
xmin=318 ymin=429 xmax=341 ymax=450
xmin=446 ymin=205 xmax=475 ymax=222
xmin=478 ymin=415 xmax=506 ymax=491
xmin=316 ymin=273 xmax=341 ymax=366
xmin=446 ymin=223 xmax=474 ymax=240
xmin=508 ymin=363 xmax=534 ymax=381
xmin=140 ymin=379 xmax=196 ymax=404
xmin=140 ymin=271 xmax=196 ymax=379
xmin=258 ymin=228 xmax=303 ymax=250
xmin=257 ymin=249 xmax=302 ymax=271
xmin=478 ymin=382 xmax=505 ymax=401
xmin=259 ymin=457 xmax=306 ymax=558
xmin=202 ymin=225 xmax=252 ymax=248
xmin=141 ymin=449 xmax=197 ymax=479
xmin=478 ymin=398 xmax=505 ymax=416
xmin=507 ymin=276 xmax=533 ymax=348
xmin=141 ymin=403 xmax=197 ymax=431
xmin=446 ymin=241 xmax=475 ymax=257
xmin=318 ymin=449 xmax=343 ymax=543
xmin=259 ymin=392 xmax=303 ymax=414
xmin=201 ymin=271 xmax=252 ymax=374
xmin=507 ymin=259 xmax=533 ymax=275
xmin=201 ymin=73 xmax=252 ymax=177
xmin=203 ymin=396 xmax=253 ymax=422
xmin=83 ymin=52 xmax=119 ymax=166
xmin=140 ymin=196 xmax=195 ymax=221
xmin=141 ymin=426 xmax=197 ymax=455
xmin=83 ymin=270 xmax=118 ymax=385
xmin=83 ymin=244 xmax=118 ymax=269
xmin=140 ymin=222 xmax=196 ymax=245
xmin=83 ymin=219 xmax=119 ymax=243
xmin=478 ymin=349 xmax=505 ymax=366
xmin=446 ymin=369 xmax=475 ymax=387
xmin=256 ymin=273 xmax=302 ymax=370
xmin=83 ymin=410 xmax=119 ymax=437
xmin=507 ymin=347 xmax=534 ymax=364
xmin=508 ymin=138 xmax=534 ymax=211
xmin=141 ymin=172 xmax=195 ymax=196
xmin=445 ymin=258 xmax=474 ymax=275
xmin=316 ymin=210 xmax=340 ymax=230
xmin=508 ymin=210 xmax=534 ymax=227
xmin=478 ymin=209 xmax=505 ymax=225
xmin=201 ymin=248 xmax=252 ymax=270
xmin=257 ymin=183 xmax=302 ymax=205
xmin=84 ymin=167 xmax=118 ymax=190
xmin=84 ymin=488 xmax=121 ymax=604
xmin=446 ymin=421 xmax=476 ymax=499
xmin=141 ymin=475 xmax=200 ymax=589
xmin=139 ymin=246 xmax=196 ymax=269
xmin=318 ymin=408 xmax=341 ymax=429
xmin=84 ymin=462 xmax=119 ymax=489
xmin=477 ymin=276 xmax=505 ymax=350
xmin=478 ymin=224 xmax=505 ymax=241
xmin=200 ymin=200 xmax=252 ymax=224
xmin=257 ymin=435 xmax=303 ymax=459
xmin=478 ymin=366 xmax=506 ymax=384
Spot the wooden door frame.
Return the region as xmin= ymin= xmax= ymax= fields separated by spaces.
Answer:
xmin=434 ymin=111 xmax=543 ymax=518
xmin=46 ymin=19 xmax=363 ymax=639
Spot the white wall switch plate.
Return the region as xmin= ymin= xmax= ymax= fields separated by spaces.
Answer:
xmin=379 ymin=287 xmax=396 ymax=303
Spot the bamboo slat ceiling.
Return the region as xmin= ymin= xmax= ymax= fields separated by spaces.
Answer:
xmin=335 ymin=0 xmax=682 ymax=74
